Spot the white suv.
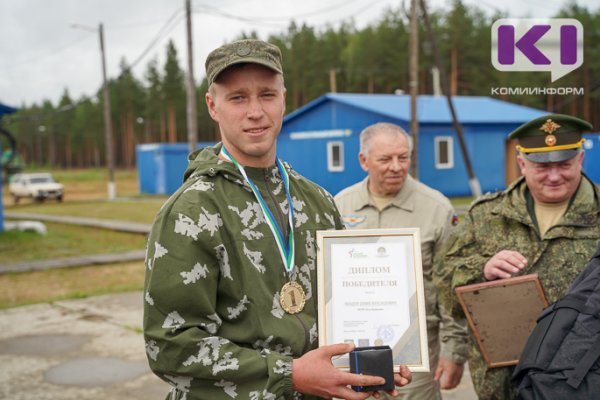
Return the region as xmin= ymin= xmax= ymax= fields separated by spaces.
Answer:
xmin=9 ymin=172 xmax=64 ymax=203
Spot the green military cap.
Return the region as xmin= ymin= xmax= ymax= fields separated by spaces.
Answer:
xmin=205 ymin=39 xmax=283 ymax=86
xmin=508 ymin=113 xmax=593 ymax=163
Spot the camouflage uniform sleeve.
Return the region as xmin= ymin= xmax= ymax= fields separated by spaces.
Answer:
xmin=329 ymin=194 xmax=346 ymax=230
xmin=433 ymin=209 xmax=489 ymax=320
xmin=435 ymin=205 xmax=469 ymax=364
xmin=438 ymin=304 xmax=469 ymax=364
xmin=143 ymin=199 xmax=293 ymax=398
xmin=319 ymin=185 xmax=346 ymax=230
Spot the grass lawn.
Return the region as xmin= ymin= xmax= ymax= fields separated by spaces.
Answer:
xmin=0 ymin=222 xmax=147 ymax=263
xmin=0 ymin=261 xmax=144 ymax=309
xmin=0 ymin=168 xmax=154 ymax=309
xmin=450 ymin=196 xmax=475 ymax=207
xmin=2 ymin=167 xmax=167 ymax=206
xmin=7 ymin=200 xmax=163 ymax=224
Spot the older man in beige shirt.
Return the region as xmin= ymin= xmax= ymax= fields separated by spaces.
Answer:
xmin=335 ymin=122 xmax=468 ymax=400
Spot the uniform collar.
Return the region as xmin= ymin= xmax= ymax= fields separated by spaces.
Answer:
xmin=185 ymin=142 xmax=291 ymax=184
xmin=352 ymin=175 xmax=416 ymax=212
xmin=493 ymin=174 xmax=599 ymax=228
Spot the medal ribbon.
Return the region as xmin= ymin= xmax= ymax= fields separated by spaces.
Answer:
xmin=220 ymin=146 xmax=295 ymax=272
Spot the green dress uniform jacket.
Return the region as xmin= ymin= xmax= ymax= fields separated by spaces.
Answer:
xmin=143 ymin=144 xmax=344 ymax=400
xmin=434 ymin=175 xmax=600 ymax=400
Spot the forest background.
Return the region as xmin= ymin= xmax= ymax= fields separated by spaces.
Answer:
xmin=4 ymin=0 xmax=599 ymax=169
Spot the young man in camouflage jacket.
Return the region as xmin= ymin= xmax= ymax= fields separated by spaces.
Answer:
xmin=434 ymin=114 xmax=600 ymax=399
xmin=143 ymin=39 xmax=411 ymax=400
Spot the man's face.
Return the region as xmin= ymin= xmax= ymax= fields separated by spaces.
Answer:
xmin=359 ymin=133 xmax=411 ymax=196
xmin=205 ymin=64 xmax=286 ymax=168
xmin=517 ymin=152 xmax=584 ymax=203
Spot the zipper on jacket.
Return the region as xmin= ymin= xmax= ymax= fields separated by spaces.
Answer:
xmin=295 ymin=314 xmax=312 ymax=354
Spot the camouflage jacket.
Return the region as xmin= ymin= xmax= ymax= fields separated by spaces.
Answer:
xmin=143 ymin=144 xmax=344 ymax=400
xmin=434 ymin=175 xmax=600 ymax=399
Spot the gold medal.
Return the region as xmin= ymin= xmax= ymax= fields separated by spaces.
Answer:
xmin=280 ymin=281 xmax=306 ymax=314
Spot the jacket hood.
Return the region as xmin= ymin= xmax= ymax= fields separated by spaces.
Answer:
xmin=183 ymin=142 xmax=299 ymax=186
xmin=183 ymin=143 xmax=231 ymax=181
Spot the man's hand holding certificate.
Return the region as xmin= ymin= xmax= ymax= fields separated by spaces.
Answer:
xmin=317 ymin=228 xmax=430 ymax=373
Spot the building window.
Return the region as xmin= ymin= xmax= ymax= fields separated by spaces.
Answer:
xmin=435 ymin=136 xmax=454 ymax=169
xmin=327 ymin=141 xmax=344 ymax=172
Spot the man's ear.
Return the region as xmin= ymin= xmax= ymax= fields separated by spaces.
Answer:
xmin=358 ymin=152 xmax=369 ymax=172
xmin=516 ymin=153 xmax=527 ymax=176
xmin=205 ymin=91 xmax=218 ymax=121
xmin=283 ymin=87 xmax=287 ymax=110
xmin=578 ymin=150 xmax=585 ymax=166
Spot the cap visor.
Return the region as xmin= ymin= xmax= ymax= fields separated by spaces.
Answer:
xmin=212 ymin=58 xmax=282 ymax=84
xmin=523 ymin=149 xmax=581 ymax=163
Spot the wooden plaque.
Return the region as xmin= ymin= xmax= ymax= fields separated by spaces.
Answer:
xmin=455 ymin=274 xmax=548 ymax=368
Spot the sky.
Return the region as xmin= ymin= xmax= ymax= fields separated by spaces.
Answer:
xmin=0 ymin=0 xmax=597 ymax=108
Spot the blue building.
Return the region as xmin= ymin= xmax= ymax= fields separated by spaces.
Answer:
xmin=0 ymin=101 xmax=18 ymax=233
xmin=278 ymin=93 xmax=552 ymax=197
xmin=136 ymin=142 xmax=216 ymax=195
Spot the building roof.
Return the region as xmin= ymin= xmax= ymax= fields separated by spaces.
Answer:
xmin=283 ymin=93 xmax=547 ymax=125
xmin=0 ymin=101 xmax=18 ymax=117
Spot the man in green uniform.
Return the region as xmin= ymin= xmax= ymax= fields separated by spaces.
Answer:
xmin=143 ymin=39 xmax=411 ymax=400
xmin=434 ymin=114 xmax=600 ymax=399
xmin=335 ymin=122 xmax=469 ymax=400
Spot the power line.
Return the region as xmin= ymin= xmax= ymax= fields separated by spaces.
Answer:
xmin=4 ymin=7 xmax=186 ymax=122
xmin=194 ymin=6 xmax=288 ymax=28
xmin=196 ymin=0 xmax=369 ymax=22
xmin=194 ymin=0 xmax=386 ymax=29
xmin=125 ymin=7 xmax=185 ymax=72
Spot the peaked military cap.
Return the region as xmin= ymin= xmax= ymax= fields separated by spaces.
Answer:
xmin=205 ymin=39 xmax=283 ymax=86
xmin=508 ymin=114 xmax=593 ymax=163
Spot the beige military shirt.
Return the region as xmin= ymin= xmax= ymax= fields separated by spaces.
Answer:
xmin=334 ymin=175 xmax=468 ymax=364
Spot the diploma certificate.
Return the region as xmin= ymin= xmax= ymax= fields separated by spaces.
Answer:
xmin=317 ymin=228 xmax=429 ymax=372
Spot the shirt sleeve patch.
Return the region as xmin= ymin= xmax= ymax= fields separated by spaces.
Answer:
xmin=452 ymin=213 xmax=460 ymax=226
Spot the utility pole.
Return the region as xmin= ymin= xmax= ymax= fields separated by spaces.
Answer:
xmin=71 ymin=22 xmax=116 ymax=199
xmin=185 ymin=0 xmax=198 ymax=153
xmin=409 ymin=0 xmax=419 ymax=179
xmin=419 ymin=0 xmax=481 ymax=196
xmin=99 ymin=23 xmax=116 ymax=200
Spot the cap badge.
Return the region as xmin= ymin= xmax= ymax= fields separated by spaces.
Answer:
xmin=540 ymin=119 xmax=560 ymax=147
xmin=540 ymin=119 xmax=561 ymax=134
xmin=545 ymin=134 xmax=557 ymax=146
xmin=236 ymin=45 xmax=251 ymax=57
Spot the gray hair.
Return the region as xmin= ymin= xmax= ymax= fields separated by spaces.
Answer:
xmin=359 ymin=122 xmax=413 ymax=156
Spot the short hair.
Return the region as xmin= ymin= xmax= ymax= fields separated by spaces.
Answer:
xmin=359 ymin=122 xmax=413 ymax=156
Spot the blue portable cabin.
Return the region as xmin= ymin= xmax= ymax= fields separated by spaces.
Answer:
xmin=278 ymin=93 xmax=548 ymax=197
xmin=0 ymin=101 xmax=18 ymax=233
xmin=136 ymin=142 xmax=216 ymax=195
